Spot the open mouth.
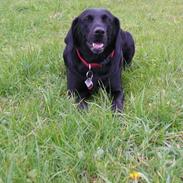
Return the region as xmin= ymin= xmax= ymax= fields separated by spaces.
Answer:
xmin=87 ymin=42 xmax=105 ymax=54
xmin=92 ymin=43 xmax=104 ymax=50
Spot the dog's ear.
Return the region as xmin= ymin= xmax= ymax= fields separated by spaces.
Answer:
xmin=113 ymin=17 xmax=123 ymax=54
xmin=112 ymin=16 xmax=120 ymax=38
xmin=64 ymin=17 xmax=79 ymax=47
xmin=113 ymin=16 xmax=120 ymax=31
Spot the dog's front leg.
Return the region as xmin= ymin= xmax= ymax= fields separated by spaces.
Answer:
xmin=67 ymin=69 xmax=89 ymax=110
xmin=68 ymin=89 xmax=89 ymax=110
xmin=110 ymin=70 xmax=124 ymax=112
xmin=111 ymin=90 xmax=124 ymax=112
xmin=75 ymin=90 xmax=89 ymax=110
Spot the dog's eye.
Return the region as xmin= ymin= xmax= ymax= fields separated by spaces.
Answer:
xmin=84 ymin=15 xmax=93 ymax=22
xmin=102 ymin=14 xmax=108 ymax=21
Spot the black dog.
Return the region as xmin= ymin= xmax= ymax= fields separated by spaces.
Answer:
xmin=63 ymin=8 xmax=135 ymax=112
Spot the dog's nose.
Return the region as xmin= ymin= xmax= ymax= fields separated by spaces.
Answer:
xmin=94 ymin=27 xmax=105 ymax=35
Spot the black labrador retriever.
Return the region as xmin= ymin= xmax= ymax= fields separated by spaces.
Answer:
xmin=63 ymin=8 xmax=135 ymax=112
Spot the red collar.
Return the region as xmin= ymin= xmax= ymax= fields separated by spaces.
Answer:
xmin=76 ymin=49 xmax=115 ymax=69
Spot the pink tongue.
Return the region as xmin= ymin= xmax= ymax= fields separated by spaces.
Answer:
xmin=92 ymin=43 xmax=104 ymax=49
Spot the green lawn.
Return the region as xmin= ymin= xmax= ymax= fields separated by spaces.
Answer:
xmin=0 ymin=0 xmax=183 ymax=182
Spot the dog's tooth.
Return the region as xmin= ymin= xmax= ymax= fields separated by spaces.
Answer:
xmin=92 ymin=43 xmax=104 ymax=49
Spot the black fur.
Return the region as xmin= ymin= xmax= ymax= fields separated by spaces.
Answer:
xmin=63 ymin=8 xmax=135 ymax=112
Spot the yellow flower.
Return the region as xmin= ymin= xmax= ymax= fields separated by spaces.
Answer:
xmin=129 ymin=171 xmax=141 ymax=181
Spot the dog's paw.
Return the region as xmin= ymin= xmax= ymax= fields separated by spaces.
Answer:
xmin=112 ymin=101 xmax=123 ymax=113
xmin=78 ymin=101 xmax=88 ymax=110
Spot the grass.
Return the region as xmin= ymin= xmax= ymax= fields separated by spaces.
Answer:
xmin=0 ymin=0 xmax=183 ymax=182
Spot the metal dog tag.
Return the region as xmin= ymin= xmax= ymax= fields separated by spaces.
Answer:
xmin=85 ymin=78 xmax=93 ymax=90
xmin=85 ymin=65 xmax=93 ymax=90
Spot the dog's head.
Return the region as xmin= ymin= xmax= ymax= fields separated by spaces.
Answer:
xmin=65 ymin=8 xmax=120 ymax=55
